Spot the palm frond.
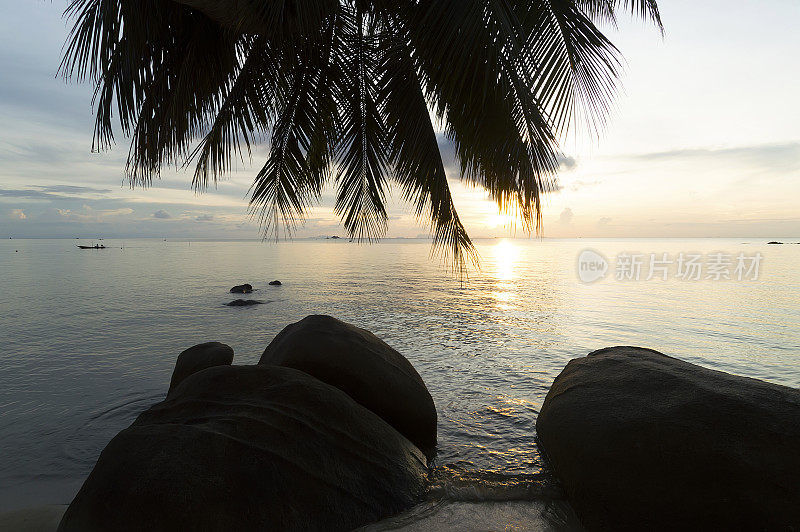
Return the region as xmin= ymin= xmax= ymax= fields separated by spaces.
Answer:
xmin=190 ymin=36 xmax=278 ymax=190
xmin=572 ymin=1 xmax=662 ymax=39
xmin=408 ymin=1 xmax=561 ymax=231
xmin=530 ymin=0 xmax=621 ymax=135
xmin=126 ymin=14 xmax=241 ymax=185
xmin=61 ymin=0 xmax=663 ymax=275
xmin=332 ymin=6 xmax=390 ymax=242
xmin=248 ymin=63 xmax=315 ymax=238
xmin=170 ymin=0 xmax=340 ymax=36
xmin=248 ymin=11 xmax=343 ymax=238
xmin=379 ymin=26 xmax=477 ymax=274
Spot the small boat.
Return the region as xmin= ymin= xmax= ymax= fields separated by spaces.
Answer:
xmin=77 ymin=244 xmax=107 ymax=249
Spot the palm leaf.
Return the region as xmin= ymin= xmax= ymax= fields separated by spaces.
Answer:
xmin=379 ymin=25 xmax=477 ymax=274
xmin=248 ymin=11 xmax=343 ymax=237
xmin=61 ymin=0 xmax=663 ymax=275
xmin=190 ymin=36 xmax=278 ymax=190
xmin=332 ymin=6 xmax=390 ymax=242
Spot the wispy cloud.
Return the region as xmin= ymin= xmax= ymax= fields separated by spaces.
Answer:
xmin=41 ymin=185 xmax=112 ymax=194
xmin=625 ymin=142 xmax=800 ymax=173
xmin=0 ymin=185 xmax=111 ymax=201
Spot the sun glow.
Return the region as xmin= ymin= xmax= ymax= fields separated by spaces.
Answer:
xmin=485 ymin=213 xmax=516 ymax=229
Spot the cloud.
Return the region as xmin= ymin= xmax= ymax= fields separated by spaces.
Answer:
xmin=55 ymin=206 xmax=134 ymax=222
xmin=0 ymin=185 xmax=111 ymax=202
xmin=557 ymin=154 xmax=577 ymax=170
xmin=0 ymin=188 xmax=60 ymax=201
xmin=153 ymin=209 xmax=172 ymax=219
xmin=9 ymin=209 xmax=26 ymax=220
xmin=570 ymin=179 xmax=602 ymax=191
xmin=196 ymin=214 xmax=214 ymax=222
xmin=627 ymin=142 xmax=800 ymax=173
xmin=554 ymin=178 xmax=602 ymax=193
xmin=41 ymin=185 xmax=112 ymax=195
xmin=558 ymin=208 xmax=574 ymax=225
xmin=597 ymin=216 xmax=612 ymax=227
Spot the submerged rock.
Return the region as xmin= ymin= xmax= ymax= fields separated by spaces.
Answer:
xmin=167 ymin=342 xmax=233 ymax=395
xmin=259 ymin=315 xmax=437 ymax=459
xmin=268 ymin=280 xmax=282 ymax=286
xmin=59 ymin=365 xmax=428 ymax=532
xmin=536 ymin=346 xmax=800 ymax=531
xmin=229 ymin=283 xmax=253 ymax=293
xmin=225 ymin=299 xmax=263 ymax=306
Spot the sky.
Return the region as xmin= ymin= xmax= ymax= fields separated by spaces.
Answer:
xmin=1 ymin=0 xmax=798 ymax=240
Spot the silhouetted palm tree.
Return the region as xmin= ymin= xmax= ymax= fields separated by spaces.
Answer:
xmin=61 ymin=0 xmax=661 ymax=271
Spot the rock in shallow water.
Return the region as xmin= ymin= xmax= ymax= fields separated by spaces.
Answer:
xmin=225 ymin=298 xmax=263 ymax=306
xmin=259 ymin=315 xmax=437 ymax=459
xmin=268 ymin=280 xmax=282 ymax=286
xmin=229 ymin=283 xmax=253 ymax=293
xmin=536 ymin=346 xmax=800 ymax=531
xmin=167 ymin=341 xmax=233 ymax=395
xmin=59 ymin=364 xmax=428 ymax=532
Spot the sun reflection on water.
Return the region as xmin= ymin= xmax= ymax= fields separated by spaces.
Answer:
xmin=492 ymin=239 xmax=519 ymax=281
xmin=491 ymin=240 xmax=520 ymax=309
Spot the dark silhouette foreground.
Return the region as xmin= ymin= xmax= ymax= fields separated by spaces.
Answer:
xmin=536 ymin=346 xmax=800 ymax=530
xmin=59 ymin=316 xmax=434 ymax=531
xmin=261 ymin=315 xmax=437 ymax=458
xmin=57 ymin=323 xmax=800 ymax=530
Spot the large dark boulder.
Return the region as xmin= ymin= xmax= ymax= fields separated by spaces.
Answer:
xmin=259 ymin=315 xmax=437 ymax=458
xmin=59 ymin=365 xmax=428 ymax=532
xmin=229 ymin=283 xmax=253 ymax=293
xmin=536 ymin=346 xmax=800 ymax=531
xmin=168 ymin=341 xmax=233 ymax=395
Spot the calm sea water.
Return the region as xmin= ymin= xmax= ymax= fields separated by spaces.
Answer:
xmin=0 ymin=238 xmax=798 ymax=526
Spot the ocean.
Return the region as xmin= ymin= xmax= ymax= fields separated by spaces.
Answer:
xmin=1 ymin=237 xmax=798 ymax=528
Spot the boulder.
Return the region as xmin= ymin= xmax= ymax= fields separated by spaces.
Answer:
xmin=225 ymin=299 xmax=263 ymax=306
xmin=269 ymin=280 xmax=282 ymax=286
xmin=167 ymin=342 xmax=233 ymax=395
xmin=229 ymin=283 xmax=253 ymax=293
xmin=59 ymin=365 xmax=428 ymax=532
xmin=536 ymin=346 xmax=800 ymax=531
xmin=259 ymin=315 xmax=437 ymax=458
